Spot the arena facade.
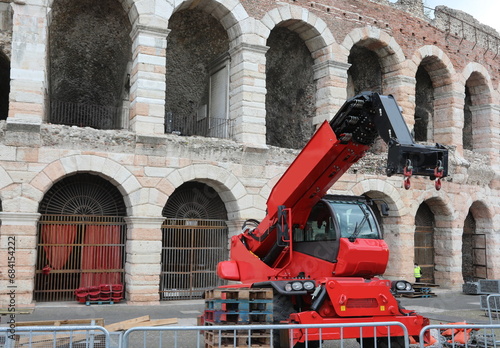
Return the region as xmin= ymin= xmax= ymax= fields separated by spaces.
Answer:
xmin=0 ymin=0 xmax=499 ymax=307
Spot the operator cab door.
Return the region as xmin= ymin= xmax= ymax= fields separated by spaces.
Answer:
xmin=293 ymin=197 xmax=382 ymax=263
xmin=293 ymin=200 xmax=340 ymax=262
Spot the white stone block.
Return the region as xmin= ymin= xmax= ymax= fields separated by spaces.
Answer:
xmin=126 ymin=240 xmax=162 ymax=254
xmin=10 ymin=68 xmax=44 ymax=81
xmin=0 ymin=145 xmax=17 ymax=161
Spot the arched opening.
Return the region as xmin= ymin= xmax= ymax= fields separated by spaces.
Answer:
xmin=0 ymin=51 xmax=10 ymax=120
xmin=414 ymin=64 xmax=434 ymax=142
xmin=414 ymin=202 xmax=435 ymax=283
xmin=463 ymin=72 xmax=490 ymax=151
xmin=265 ymin=25 xmax=315 ymax=149
xmin=160 ymin=182 xmax=228 ymax=300
xmin=347 ymin=44 xmax=382 ymax=98
xmin=35 ymin=173 xmax=127 ymax=302
xmin=49 ymin=0 xmax=132 ymax=129
xmin=463 ymin=85 xmax=473 ymax=150
xmin=462 ymin=211 xmax=487 ymax=282
xmin=165 ymin=9 xmax=231 ymax=138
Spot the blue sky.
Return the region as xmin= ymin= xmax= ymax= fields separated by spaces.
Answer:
xmin=389 ymin=0 xmax=500 ymax=33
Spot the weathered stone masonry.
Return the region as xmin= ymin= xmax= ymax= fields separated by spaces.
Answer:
xmin=0 ymin=0 xmax=499 ymax=307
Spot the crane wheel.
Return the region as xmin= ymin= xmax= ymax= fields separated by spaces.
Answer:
xmin=357 ymin=336 xmax=405 ymax=348
xmin=272 ymin=293 xmax=321 ymax=347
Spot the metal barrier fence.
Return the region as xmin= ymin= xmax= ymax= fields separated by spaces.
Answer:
xmin=487 ymin=294 xmax=500 ymax=324
xmin=0 ymin=325 xmax=111 ymax=348
xmin=2 ymin=322 xmax=500 ymax=348
xmin=121 ymin=322 xmax=409 ymax=348
xmin=419 ymin=324 xmax=500 ymax=348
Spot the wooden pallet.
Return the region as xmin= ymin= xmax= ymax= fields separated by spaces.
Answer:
xmin=205 ymin=328 xmax=271 ymax=346
xmin=203 ymin=288 xmax=275 ymax=347
xmin=204 ymin=288 xmax=274 ymax=324
xmin=205 ymin=288 xmax=273 ymax=301
xmin=85 ymin=300 xmax=114 ymax=305
xmin=402 ymin=292 xmax=437 ymax=298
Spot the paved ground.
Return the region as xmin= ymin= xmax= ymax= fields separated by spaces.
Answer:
xmin=0 ymin=288 xmax=493 ymax=326
xmin=1 ymin=288 xmax=497 ymax=347
xmin=398 ymin=288 xmax=494 ymax=324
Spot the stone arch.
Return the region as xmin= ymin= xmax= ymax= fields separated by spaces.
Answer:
xmin=341 ymin=26 xmax=407 ymax=118
xmin=260 ymin=4 xmax=337 ymax=61
xmin=409 ymin=45 xmax=459 ymax=147
xmin=167 ymin=0 xmax=248 ymax=43
xmin=350 ymin=179 xmax=405 ymax=216
xmin=46 ymin=0 xmax=141 ymax=28
xmin=409 ymin=45 xmax=457 ymax=89
xmin=158 ymin=164 xmax=246 ymax=221
xmin=27 ymin=155 xmax=146 ymax=216
xmin=341 ymin=27 xmax=406 ymax=70
xmin=461 ymin=62 xmax=494 ymax=102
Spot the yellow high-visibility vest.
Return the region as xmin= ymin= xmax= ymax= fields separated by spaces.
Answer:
xmin=414 ymin=266 xmax=422 ymax=278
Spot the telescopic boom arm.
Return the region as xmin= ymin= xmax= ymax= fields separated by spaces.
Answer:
xmin=242 ymin=92 xmax=448 ymax=258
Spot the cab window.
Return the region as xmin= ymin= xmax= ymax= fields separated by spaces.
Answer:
xmin=294 ymin=202 xmax=337 ymax=242
xmin=332 ymin=202 xmax=379 ymax=239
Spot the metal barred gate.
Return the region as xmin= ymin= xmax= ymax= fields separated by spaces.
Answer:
xmin=35 ymin=215 xmax=126 ymax=302
xmin=160 ymin=218 xmax=228 ymax=300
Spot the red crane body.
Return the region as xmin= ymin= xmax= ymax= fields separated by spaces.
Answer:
xmin=213 ymin=92 xmax=449 ymax=347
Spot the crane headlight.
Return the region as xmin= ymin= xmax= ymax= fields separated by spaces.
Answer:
xmin=303 ymin=281 xmax=315 ymax=291
xmin=395 ymin=281 xmax=406 ymax=290
xmin=291 ymin=281 xmax=304 ymax=291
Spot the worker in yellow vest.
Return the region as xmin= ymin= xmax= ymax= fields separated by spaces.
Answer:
xmin=414 ymin=263 xmax=422 ymax=283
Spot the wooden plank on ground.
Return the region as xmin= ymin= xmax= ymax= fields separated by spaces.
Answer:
xmin=16 ymin=318 xmax=105 ymax=327
xmin=105 ymin=317 xmax=178 ymax=331
xmin=142 ymin=318 xmax=178 ymax=327
xmin=104 ymin=315 xmax=151 ymax=332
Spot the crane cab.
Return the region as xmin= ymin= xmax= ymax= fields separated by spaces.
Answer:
xmin=293 ymin=195 xmax=389 ymax=277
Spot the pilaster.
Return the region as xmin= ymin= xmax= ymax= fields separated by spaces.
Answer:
xmin=229 ymin=42 xmax=268 ymax=146
xmin=313 ymin=60 xmax=350 ymax=124
xmin=124 ymin=216 xmax=164 ymax=304
xmin=0 ymin=212 xmax=41 ymax=309
xmin=129 ymin=25 xmax=169 ymax=135
xmin=7 ymin=2 xmax=47 ymax=126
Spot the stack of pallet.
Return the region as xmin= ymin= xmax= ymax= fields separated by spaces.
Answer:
xmin=202 ymin=288 xmax=273 ymax=348
xmin=403 ymin=283 xmax=438 ymax=298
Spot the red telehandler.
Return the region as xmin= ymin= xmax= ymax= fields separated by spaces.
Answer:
xmin=206 ymin=92 xmax=448 ymax=347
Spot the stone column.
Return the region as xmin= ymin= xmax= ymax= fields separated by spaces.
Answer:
xmin=382 ymin=212 xmax=416 ymax=280
xmin=434 ymin=226 xmax=463 ymax=289
xmin=433 ymin=89 xmax=465 ymax=154
xmin=383 ymin=75 xmax=418 ymax=128
xmin=313 ymin=60 xmax=350 ymax=124
xmin=8 ymin=2 xmax=46 ymax=121
xmin=7 ymin=2 xmax=47 ymax=140
xmin=124 ymin=216 xmax=164 ymax=304
xmin=470 ymin=104 xmax=500 ymax=166
xmin=129 ymin=25 xmax=169 ymax=135
xmin=491 ymin=105 xmax=500 ymax=168
xmin=229 ymin=43 xmax=268 ymax=146
xmin=0 ymin=212 xmax=41 ymax=309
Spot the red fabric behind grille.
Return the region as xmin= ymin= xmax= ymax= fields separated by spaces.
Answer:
xmin=42 ymin=224 xmax=77 ymax=269
xmin=80 ymin=225 xmax=122 ymax=287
